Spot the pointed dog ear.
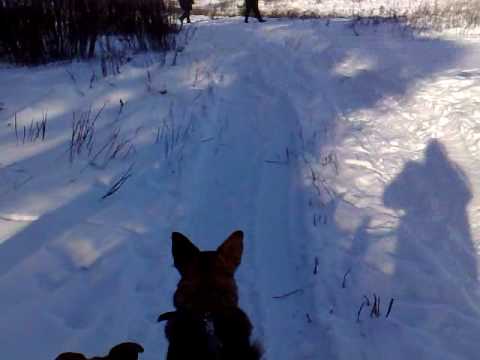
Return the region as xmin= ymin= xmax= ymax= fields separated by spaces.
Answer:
xmin=217 ymin=230 xmax=243 ymax=273
xmin=172 ymin=232 xmax=200 ymax=274
xmin=108 ymin=342 xmax=144 ymax=360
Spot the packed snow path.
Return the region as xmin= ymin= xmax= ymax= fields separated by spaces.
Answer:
xmin=0 ymin=17 xmax=479 ymax=360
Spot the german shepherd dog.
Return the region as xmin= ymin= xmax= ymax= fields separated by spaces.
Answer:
xmin=158 ymin=230 xmax=262 ymax=360
xmin=55 ymin=342 xmax=144 ymax=360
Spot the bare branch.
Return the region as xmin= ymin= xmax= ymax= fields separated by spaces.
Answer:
xmin=101 ymin=164 xmax=134 ymax=200
xmin=272 ymin=288 xmax=304 ymax=300
xmin=386 ymin=298 xmax=395 ymax=318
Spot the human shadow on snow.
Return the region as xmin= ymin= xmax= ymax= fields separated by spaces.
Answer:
xmin=381 ymin=140 xmax=480 ymax=357
xmin=345 ymin=140 xmax=480 ymax=358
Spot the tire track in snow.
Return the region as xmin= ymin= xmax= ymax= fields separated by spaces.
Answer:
xmin=179 ymin=20 xmax=338 ymax=360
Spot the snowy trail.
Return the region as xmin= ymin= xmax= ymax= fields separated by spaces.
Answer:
xmin=0 ymin=17 xmax=480 ymax=360
xmin=159 ymin=22 xmax=329 ymax=359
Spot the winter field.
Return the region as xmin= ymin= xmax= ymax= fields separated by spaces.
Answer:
xmin=1 ymin=9 xmax=480 ymax=360
xmin=193 ymin=0 xmax=466 ymax=15
xmin=192 ymin=0 xmax=479 ymax=29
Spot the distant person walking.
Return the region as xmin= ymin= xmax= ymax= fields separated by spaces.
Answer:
xmin=179 ymin=0 xmax=193 ymax=24
xmin=244 ymin=0 xmax=265 ymax=23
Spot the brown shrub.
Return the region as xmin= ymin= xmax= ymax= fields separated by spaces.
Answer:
xmin=0 ymin=0 xmax=177 ymax=65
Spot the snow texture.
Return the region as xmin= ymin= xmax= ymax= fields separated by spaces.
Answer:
xmin=1 ymin=16 xmax=480 ymax=360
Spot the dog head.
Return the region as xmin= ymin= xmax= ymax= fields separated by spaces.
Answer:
xmin=172 ymin=230 xmax=243 ymax=313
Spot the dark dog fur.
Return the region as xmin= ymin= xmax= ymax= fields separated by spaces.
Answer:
xmin=55 ymin=342 xmax=144 ymax=360
xmin=158 ymin=230 xmax=262 ymax=360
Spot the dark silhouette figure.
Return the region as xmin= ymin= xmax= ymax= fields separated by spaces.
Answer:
xmin=382 ymin=140 xmax=480 ymax=356
xmin=55 ymin=342 xmax=144 ymax=360
xmin=158 ymin=231 xmax=262 ymax=360
xmin=178 ymin=0 xmax=193 ymax=24
xmin=244 ymin=0 xmax=265 ymax=23
xmin=383 ymin=140 xmax=476 ymax=290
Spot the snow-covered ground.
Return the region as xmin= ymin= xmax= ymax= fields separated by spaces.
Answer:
xmin=1 ymin=17 xmax=480 ymax=360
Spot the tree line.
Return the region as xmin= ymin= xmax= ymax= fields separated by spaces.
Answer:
xmin=0 ymin=0 xmax=176 ymax=65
